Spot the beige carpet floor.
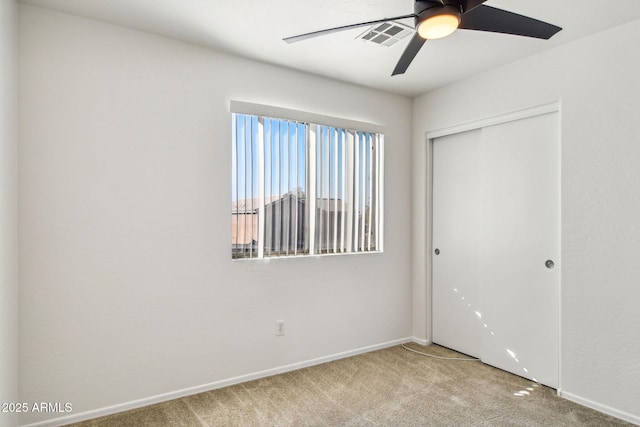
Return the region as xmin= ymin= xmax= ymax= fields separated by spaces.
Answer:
xmin=66 ymin=344 xmax=632 ymax=426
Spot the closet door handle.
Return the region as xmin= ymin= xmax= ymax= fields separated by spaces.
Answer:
xmin=545 ymin=260 xmax=555 ymax=269
xmin=434 ymin=248 xmax=440 ymax=255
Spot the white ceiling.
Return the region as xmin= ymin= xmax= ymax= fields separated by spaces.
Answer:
xmin=20 ymin=0 xmax=640 ymax=97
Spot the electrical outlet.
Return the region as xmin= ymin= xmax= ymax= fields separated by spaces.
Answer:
xmin=276 ymin=320 xmax=285 ymax=336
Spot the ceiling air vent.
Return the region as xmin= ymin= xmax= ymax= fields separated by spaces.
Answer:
xmin=357 ymin=21 xmax=413 ymax=47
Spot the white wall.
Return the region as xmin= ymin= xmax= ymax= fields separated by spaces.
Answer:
xmin=18 ymin=4 xmax=412 ymax=425
xmin=412 ymin=20 xmax=640 ymax=423
xmin=0 ymin=1 xmax=19 ymax=427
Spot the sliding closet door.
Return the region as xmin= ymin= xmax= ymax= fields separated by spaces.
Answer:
xmin=431 ymin=111 xmax=560 ymax=388
xmin=479 ymin=113 xmax=560 ymax=388
xmin=432 ymin=129 xmax=483 ymax=358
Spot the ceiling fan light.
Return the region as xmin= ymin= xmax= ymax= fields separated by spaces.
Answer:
xmin=417 ymin=13 xmax=461 ymax=40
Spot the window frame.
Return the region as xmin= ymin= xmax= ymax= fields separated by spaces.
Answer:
xmin=230 ymin=101 xmax=385 ymax=260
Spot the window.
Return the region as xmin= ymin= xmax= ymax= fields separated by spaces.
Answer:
xmin=231 ymin=111 xmax=384 ymax=259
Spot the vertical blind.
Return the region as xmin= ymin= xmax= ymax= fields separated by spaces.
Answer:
xmin=232 ymin=113 xmax=383 ymax=259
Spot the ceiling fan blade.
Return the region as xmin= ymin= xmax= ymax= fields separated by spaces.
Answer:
xmin=392 ymin=32 xmax=426 ymax=76
xmin=459 ymin=5 xmax=562 ymax=40
xmin=459 ymin=0 xmax=487 ymax=13
xmin=284 ymin=14 xmax=417 ymax=44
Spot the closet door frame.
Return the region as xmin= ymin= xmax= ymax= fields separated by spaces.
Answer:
xmin=425 ymin=101 xmax=562 ymax=395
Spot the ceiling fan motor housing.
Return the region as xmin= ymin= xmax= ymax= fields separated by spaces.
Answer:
xmin=414 ymin=1 xmax=463 ymax=27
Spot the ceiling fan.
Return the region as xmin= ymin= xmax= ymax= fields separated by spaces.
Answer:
xmin=284 ymin=0 xmax=562 ymax=76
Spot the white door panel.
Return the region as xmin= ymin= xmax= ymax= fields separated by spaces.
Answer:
xmin=479 ymin=113 xmax=560 ymax=388
xmin=432 ymin=129 xmax=482 ymax=358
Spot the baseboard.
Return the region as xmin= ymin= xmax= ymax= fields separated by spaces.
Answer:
xmin=560 ymin=391 xmax=640 ymax=426
xmin=21 ymin=337 xmax=413 ymax=427
xmin=410 ymin=336 xmax=430 ymax=346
